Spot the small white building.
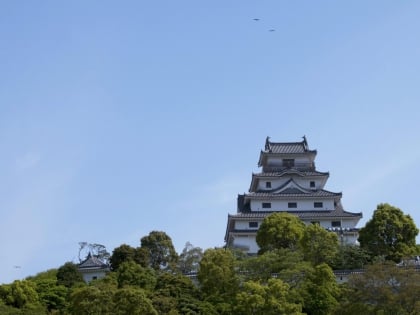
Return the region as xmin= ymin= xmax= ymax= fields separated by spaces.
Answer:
xmin=78 ymin=253 xmax=110 ymax=283
xmin=225 ymin=137 xmax=363 ymax=254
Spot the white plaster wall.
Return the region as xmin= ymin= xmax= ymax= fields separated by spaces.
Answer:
xmin=251 ymin=199 xmax=335 ymax=211
xmin=266 ymin=156 xmax=311 ymax=166
xmin=233 ymin=235 xmax=259 ymax=254
xmin=258 ymin=178 xmax=322 ymax=190
xmin=235 ymin=220 xmax=261 ymax=230
xmin=302 ymin=219 xmax=359 ymax=229
xmin=81 ymin=270 xmax=107 ymax=283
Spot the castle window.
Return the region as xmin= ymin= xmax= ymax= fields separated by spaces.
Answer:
xmin=265 ymin=181 xmax=272 ymax=188
xmin=288 ymin=202 xmax=297 ymax=208
xmin=262 ymin=202 xmax=271 ymax=209
xmin=332 ymin=221 xmax=341 ymax=227
xmin=310 ymin=181 xmax=315 ymax=188
xmin=249 ymin=222 xmax=258 ymax=228
xmin=314 ymin=202 xmax=323 ymax=208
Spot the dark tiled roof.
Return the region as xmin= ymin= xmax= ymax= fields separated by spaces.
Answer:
xmin=268 ymin=143 xmax=308 ymax=154
xmin=224 ymin=208 xmax=362 ymax=241
xmin=78 ymin=253 xmax=108 ymax=270
xmin=246 ymin=189 xmax=341 ymax=198
xmin=253 ymin=170 xmax=329 ymax=177
xmin=264 ymin=137 xmax=316 ymax=154
xmin=229 ymin=207 xmax=362 ymax=219
xmin=230 ymin=227 xmax=360 ymax=234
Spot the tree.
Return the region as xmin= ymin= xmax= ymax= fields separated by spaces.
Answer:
xmin=300 ymin=223 xmax=339 ymax=266
xmin=34 ymin=279 xmax=68 ymax=312
xmin=256 ymin=212 xmax=305 ymax=253
xmin=234 ymin=279 xmax=304 ymax=315
xmin=113 ymin=287 xmax=158 ymax=315
xmin=238 ymin=248 xmax=305 ymax=282
xmin=331 ymin=244 xmax=371 ymax=270
xmin=69 ymin=286 xmax=115 ymax=314
xmin=0 ymin=280 xmax=41 ymax=309
xmin=335 ymin=262 xmax=420 ymax=315
xmin=177 ymin=242 xmax=203 ymax=274
xmin=152 ymin=273 xmax=202 ymax=315
xmin=140 ymin=231 xmax=178 ymax=270
xmin=299 ymin=263 xmax=340 ymax=315
xmin=56 ymin=262 xmax=84 ymax=288
xmin=110 ymin=244 xmax=137 ymax=271
xmin=116 ymin=261 xmax=157 ymax=291
xmin=197 ymin=248 xmax=239 ymax=307
xmin=358 ymin=203 xmax=419 ymax=262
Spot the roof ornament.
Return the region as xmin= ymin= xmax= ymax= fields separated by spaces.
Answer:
xmin=265 ymin=136 xmax=271 ymax=151
xmin=302 ymin=135 xmax=308 ymax=150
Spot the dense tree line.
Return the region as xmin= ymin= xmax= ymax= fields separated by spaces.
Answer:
xmin=1 ymin=203 xmax=419 ymax=314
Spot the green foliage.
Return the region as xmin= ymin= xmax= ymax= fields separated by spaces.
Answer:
xmin=337 ymin=262 xmax=420 ymax=315
xmin=197 ymin=248 xmax=239 ymax=304
xmin=116 ymin=261 xmax=157 ymax=290
xmin=26 ymin=269 xmax=57 ymax=282
xmin=9 ymin=224 xmax=420 ymax=314
xmin=177 ymin=242 xmax=203 ymax=274
xmin=235 ymin=279 xmax=304 ymax=315
xmin=299 ymin=263 xmax=340 ymax=315
xmin=152 ymin=272 xmax=201 ymax=314
xmin=34 ymin=279 xmax=68 ymax=312
xmin=238 ymin=248 xmax=305 ymax=282
xmin=331 ymin=244 xmax=371 ymax=270
xmin=110 ymin=244 xmax=138 ymax=271
xmin=69 ymin=285 xmax=115 ymax=315
xmin=256 ymin=212 xmax=305 ymax=253
xmin=113 ymin=287 xmax=158 ymax=315
xmin=0 ymin=303 xmax=47 ymax=315
xmin=300 ymin=223 xmax=339 ymax=266
xmin=0 ymin=280 xmax=40 ymax=309
xmin=56 ymin=262 xmax=84 ymax=288
xmin=358 ymin=203 xmax=419 ymax=262
xmin=140 ymin=231 xmax=179 ymax=270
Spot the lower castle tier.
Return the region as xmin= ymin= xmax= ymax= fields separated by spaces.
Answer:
xmin=225 ymin=137 xmax=362 ymax=254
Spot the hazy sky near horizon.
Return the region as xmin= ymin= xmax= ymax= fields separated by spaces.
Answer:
xmin=1 ymin=1 xmax=420 ymax=284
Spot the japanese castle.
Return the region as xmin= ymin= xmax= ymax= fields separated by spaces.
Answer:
xmin=225 ymin=137 xmax=362 ymax=254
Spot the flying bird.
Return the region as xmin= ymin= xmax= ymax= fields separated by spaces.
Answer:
xmin=269 ymin=29 xmax=276 ymax=32
xmin=253 ymin=18 xmax=260 ymax=21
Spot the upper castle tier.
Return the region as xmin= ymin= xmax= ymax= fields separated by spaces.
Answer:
xmin=225 ymin=136 xmax=362 ymax=254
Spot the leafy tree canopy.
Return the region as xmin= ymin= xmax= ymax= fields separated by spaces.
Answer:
xmin=116 ymin=261 xmax=157 ymax=291
xmin=197 ymin=248 xmax=239 ymax=303
xmin=56 ymin=262 xmax=84 ymax=288
xmin=140 ymin=231 xmax=178 ymax=270
xmin=256 ymin=212 xmax=305 ymax=253
xmin=177 ymin=242 xmax=203 ymax=274
xmin=300 ymin=223 xmax=339 ymax=266
xmin=336 ymin=262 xmax=420 ymax=315
xmin=110 ymin=244 xmax=138 ymax=271
xmin=358 ymin=203 xmax=419 ymax=262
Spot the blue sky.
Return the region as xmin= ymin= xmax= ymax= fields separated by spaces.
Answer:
xmin=1 ymin=1 xmax=420 ymax=283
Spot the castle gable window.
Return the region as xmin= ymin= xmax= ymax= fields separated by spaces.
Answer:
xmin=265 ymin=181 xmax=272 ymax=188
xmin=288 ymin=202 xmax=297 ymax=208
xmin=332 ymin=221 xmax=341 ymax=227
xmin=249 ymin=222 xmax=258 ymax=228
xmin=314 ymin=202 xmax=323 ymax=208
xmin=262 ymin=202 xmax=271 ymax=209
xmin=283 ymin=159 xmax=295 ymax=168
